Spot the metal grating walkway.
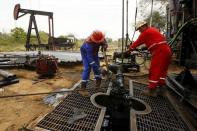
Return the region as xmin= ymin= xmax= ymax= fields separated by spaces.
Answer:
xmin=34 ymin=80 xmax=192 ymax=131
xmin=132 ymin=82 xmax=191 ymax=131
xmin=35 ymin=80 xmax=109 ymax=131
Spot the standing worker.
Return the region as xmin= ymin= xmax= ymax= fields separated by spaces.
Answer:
xmin=79 ymin=30 xmax=107 ymax=96
xmin=127 ymin=21 xmax=172 ymax=97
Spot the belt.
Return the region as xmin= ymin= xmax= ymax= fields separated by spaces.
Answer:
xmin=148 ymin=41 xmax=167 ymax=50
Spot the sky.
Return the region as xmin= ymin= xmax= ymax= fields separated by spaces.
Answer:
xmin=0 ymin=0 xmax=139 ymax=40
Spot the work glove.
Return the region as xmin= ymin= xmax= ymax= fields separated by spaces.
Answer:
xmin=124 ymin=49 xmax=131 ymax=57
xmin=125 ymin=47 xmax=137 ymax=56
xmin=127 ymin=47 xmax=135 ymax=52
xmin=101 ymin=43 xmax=108 ymax=52
xmin=140 ymin=46 xmax=147 ymax=51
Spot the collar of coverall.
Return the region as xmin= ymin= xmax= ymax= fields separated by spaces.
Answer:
xmin=139 ymin=26 xmax=149 ymax=33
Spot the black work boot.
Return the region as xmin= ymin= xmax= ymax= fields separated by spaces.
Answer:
xmin=156 ymin=86 xmax=167 ymax=96
xmin=78 ymin=82 xmax=90 ymax=97
xmin=96 ymin=78 xmax=102 ymax=88
xmin=101 ymin=68 xmax=108 ymax=78
xmin=80 ymin=82 xmax=86 ymax=89
xmin=141 ymin=88 xmax=157 ymax=97
xmin=95 ymin=78 xmax=104 ymax=92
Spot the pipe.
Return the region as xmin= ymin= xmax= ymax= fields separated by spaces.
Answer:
xmin=0 ymin=69 xmax=16 ymax=79
xmin=125 ymin=0 xmax=129 ymax=51
xmin=0 ymin=87 xmax=108 ymax=99
xmin=121 ymin=0 xmax=125 ymax=64
xmin=131 ymin=0 xmax=138 ymax=42
xmin=150 ymin=0 xmax=154 ymax=26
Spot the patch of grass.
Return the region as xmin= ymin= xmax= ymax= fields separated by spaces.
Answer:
xmin=0 ymin=35 xmax=26 ymax=51
xmin=0 ymin=41 xmax=25 ymax=52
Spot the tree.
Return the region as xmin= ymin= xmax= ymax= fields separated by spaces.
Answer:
xmin=138 ymin=0 xmax=168 ymax=18
xmin=145 ymin=11 xmax=166 ymax=32
xmin=10 ymin=27 xmax=26 ymax=42
xmin=137 ymin=0 xmax=168 ymax=33
xmin=106 ymin=38 xmax=112 ymax=43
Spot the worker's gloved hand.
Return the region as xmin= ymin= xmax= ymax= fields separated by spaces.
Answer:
xmin=101 ymin=44 xmax=108 ymax=52
xmin=124 ymin=50 xmax=131 ymax=57
xmin=126 ymin=45 xmax=130 ymax=49
xmin=125 ymin=47 xmax=136 ymax=56
xmin=140 ymin=46 xmax=147 ymax=51
xmin=130 ymin=47 xmax=135 ymax=51
xmin=126 ymin=47 xmax=135 ymax=52
xmin=101 ymin=46 xmax=107 ymax=52
xmin=126 ymin=49 xmax=130 ymax=54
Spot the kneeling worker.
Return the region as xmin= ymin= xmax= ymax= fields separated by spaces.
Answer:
xmin=79 ymin=30 xmax=107 ymax=96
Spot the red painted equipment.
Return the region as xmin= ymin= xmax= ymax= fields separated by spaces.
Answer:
xmin=36 ymin=55 xmax=58 ymax=76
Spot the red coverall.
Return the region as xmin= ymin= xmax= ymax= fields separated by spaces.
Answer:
xmin=129 ymin=27 xmax=172 ymax=89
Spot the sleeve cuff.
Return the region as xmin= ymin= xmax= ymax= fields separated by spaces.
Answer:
xmin=129 ymin=47 xmax=134 ymax=51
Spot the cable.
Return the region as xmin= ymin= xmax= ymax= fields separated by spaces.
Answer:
xmin=169 ymin=18 xmax=197 ymax=49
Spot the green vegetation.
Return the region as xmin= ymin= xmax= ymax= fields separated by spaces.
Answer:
xmin=145 ymin=11 xmax=166 ymax=32
xmin=0 ymin=31 xmax=25 ymax=52
xmin=0 ymin=27 xmax=50 ymax=51
xmin=138 ymin=0 xmax=168 ymax=32
xmin=0 ymin=27 xmax=118 ymax=52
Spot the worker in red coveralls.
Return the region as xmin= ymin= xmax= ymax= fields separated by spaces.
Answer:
xmin=79 ymin=30 xmax=107 ymax=97
xmin=127 ymin=21 xmax=172 ymax=97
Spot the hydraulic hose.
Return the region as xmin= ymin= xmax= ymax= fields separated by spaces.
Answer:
xmin=169 ymin=18 xmax=197 ymax=49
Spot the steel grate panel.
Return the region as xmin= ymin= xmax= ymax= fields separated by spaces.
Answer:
xmin=133 ymin=82 xmax=191 ymax=131
xmin=36 ymin=80 xmax=109 ymax=131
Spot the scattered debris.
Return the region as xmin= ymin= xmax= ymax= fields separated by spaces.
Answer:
xmin=42 ymin=89 xmax=69 ymax=106
xmin=67 ymin=108 xmax=87 ymax=124
xmin=32 ymin=78 xmax=48 ymax=85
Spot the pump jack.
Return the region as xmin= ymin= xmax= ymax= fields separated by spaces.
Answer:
xmin=14 ymin=4 xmax=54 ymax=51
xmin=13 ymin=4 xmax=75 ymax=51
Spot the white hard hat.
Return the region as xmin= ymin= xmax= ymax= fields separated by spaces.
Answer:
xmin=135 ymin=21 xmax=147 ymax=30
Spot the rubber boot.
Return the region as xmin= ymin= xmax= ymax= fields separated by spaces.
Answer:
xmin=95 ymin=78 xmax=103 ymax=92
xmin=156 ymin=86 xmax=167 ymax=96
xmin=78 ymin=82 xmax=90 ymax=97
xmin=101 ymin=68 xmax=108 ymax=78
xmin=141 ymin=88 xmax=157 ymax=97
xmin=96 ymin=78 xmax=101 ymax=88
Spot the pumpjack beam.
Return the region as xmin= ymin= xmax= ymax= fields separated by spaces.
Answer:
xmin=14 ymin=4 xmax=53 ymax=20
xmin=18 ymin=9 xmax=53 ymax=18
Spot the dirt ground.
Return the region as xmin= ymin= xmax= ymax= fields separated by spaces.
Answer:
xmin=0 ymin=60 xmax=196 ymax=131
xmin=0 ymin=65 xmax=83 ymax=131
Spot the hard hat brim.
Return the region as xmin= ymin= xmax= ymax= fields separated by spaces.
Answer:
xmin=135 ymin=21 xmax=147 ymax=31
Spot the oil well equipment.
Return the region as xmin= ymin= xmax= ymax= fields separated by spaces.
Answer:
xmin=13 ymin=4 xmax=75 ymax=51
